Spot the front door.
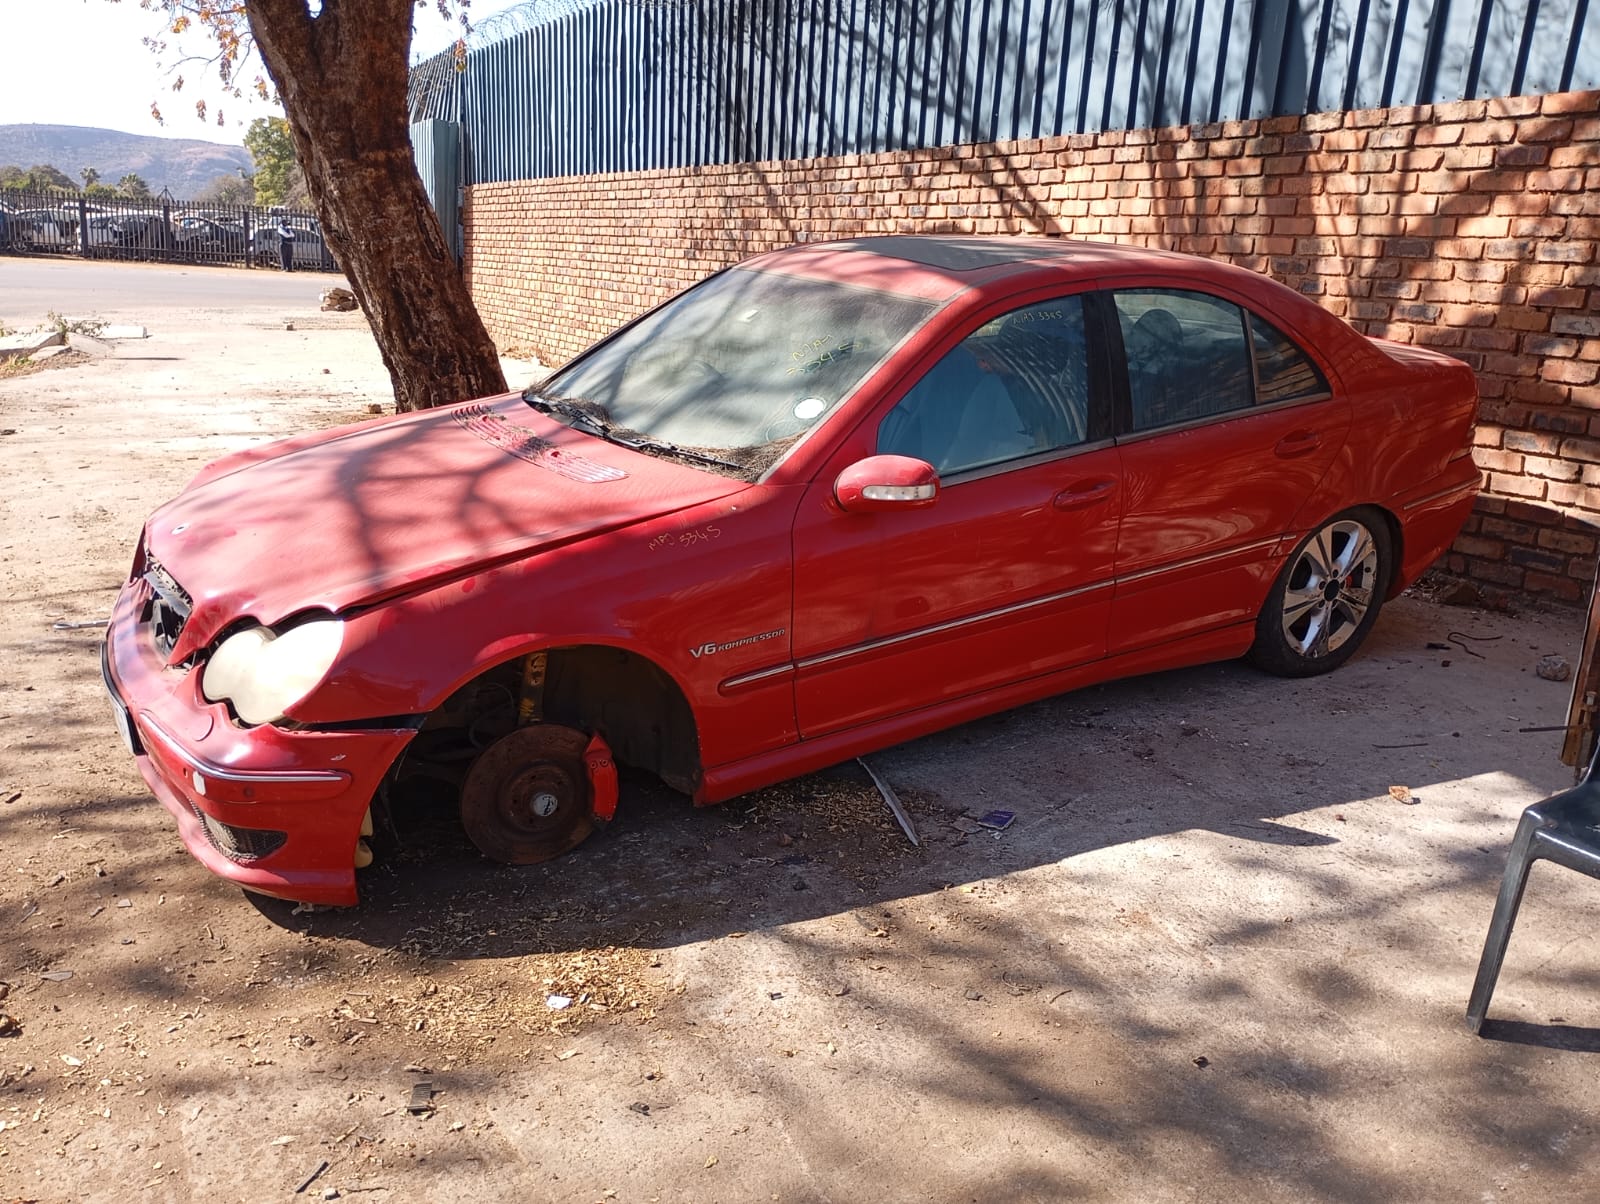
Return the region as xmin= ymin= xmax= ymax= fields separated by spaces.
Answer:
xmin=791 ymin=291 xmax=1122 ymax=738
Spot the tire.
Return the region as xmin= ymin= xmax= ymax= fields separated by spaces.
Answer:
xmin=1248 ymin=507 xmax=1394 ymax=678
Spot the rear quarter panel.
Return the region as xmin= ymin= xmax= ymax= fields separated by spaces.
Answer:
xmin=1336 ymin=339 xmax=1481 ymax=587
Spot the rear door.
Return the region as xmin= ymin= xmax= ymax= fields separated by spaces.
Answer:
xmin=1105 ymin=283 xmax=1351 ymax=654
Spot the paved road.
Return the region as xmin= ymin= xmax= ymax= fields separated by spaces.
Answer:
xmin=0 ymin=252 xmax=346 ymax=322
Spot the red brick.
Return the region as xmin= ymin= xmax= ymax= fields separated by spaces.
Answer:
xmin=1544 ymin=360 xmax=1600 ymax=385
xmin=1542 ymin=92 xmax=1600 ymax=115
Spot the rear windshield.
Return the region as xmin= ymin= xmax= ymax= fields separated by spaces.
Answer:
xmin=534 ymin=267 xmax=939 ymax=474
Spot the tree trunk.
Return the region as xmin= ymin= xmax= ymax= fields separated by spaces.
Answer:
xmin=245 ymin=0 xmax=507 ymax=412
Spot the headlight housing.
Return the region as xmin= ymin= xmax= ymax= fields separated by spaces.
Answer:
xmin=201 ymin=618 xmax=344 ymax=725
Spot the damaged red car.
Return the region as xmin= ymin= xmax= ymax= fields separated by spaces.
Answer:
xmin=104 ymin=236 xmax=1481 ymax=905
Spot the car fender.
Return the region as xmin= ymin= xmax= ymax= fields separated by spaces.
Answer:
xmin=286 ymin=485 xmax=802 ymax=770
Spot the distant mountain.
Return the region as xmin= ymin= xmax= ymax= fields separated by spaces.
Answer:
xmin=0 ymin=124 xmax=252 ymax=199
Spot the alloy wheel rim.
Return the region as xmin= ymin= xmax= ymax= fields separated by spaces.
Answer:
xmin=1280 ymin=520 xmax=1379 ymax=658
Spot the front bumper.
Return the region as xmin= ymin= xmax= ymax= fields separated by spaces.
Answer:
xmin=104 ymin=576 xmax=416 ymax=906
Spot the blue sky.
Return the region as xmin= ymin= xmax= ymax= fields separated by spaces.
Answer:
xmin=0 ymin=0 xmax=526 ymax=144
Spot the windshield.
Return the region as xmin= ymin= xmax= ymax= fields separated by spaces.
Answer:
xmin=531 ymin=268 xmax=938 ymax=475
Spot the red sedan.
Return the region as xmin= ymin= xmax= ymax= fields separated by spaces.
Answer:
xmin=103 ymin=236 xmax=1480 ymax=905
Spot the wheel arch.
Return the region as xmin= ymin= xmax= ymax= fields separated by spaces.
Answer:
xmin=422 ymin=640 xmax=702 ymax=796
xmin=1364 ymin=502 xmax=1406 ymax=599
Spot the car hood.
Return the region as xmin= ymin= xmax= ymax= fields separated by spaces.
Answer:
xmin=145 ymin=394 xmax=746 ymax=659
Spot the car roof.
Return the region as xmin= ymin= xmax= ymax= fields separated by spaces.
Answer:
xmin=741 ymin=235 xmax=1268 ymax=303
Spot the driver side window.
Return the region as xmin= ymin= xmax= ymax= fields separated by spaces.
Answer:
xmin=877 ymin=296 xmax=1091 ymax=479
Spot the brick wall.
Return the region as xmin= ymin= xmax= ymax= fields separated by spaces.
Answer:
xmin=464 ymin=89 xmax=1600 ymax=604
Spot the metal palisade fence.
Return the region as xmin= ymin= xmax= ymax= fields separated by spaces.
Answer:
xmin=408 ymin=0 xmax=1599 ymax=186
xmin=0 ymin=189 xmax=338 ymax=271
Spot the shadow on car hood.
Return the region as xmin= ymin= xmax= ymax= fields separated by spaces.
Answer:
xmin=145 ymin=394 xmax=747 ymax=659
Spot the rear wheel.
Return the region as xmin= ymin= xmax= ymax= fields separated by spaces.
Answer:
xmin=459 ymin=724 xmax=595 ymax=864
xmin=1248 ymin=508 xmax=1393 ymax=678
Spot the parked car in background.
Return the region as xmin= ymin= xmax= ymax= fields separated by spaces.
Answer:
xmin=84 ymin=213 xmax=120 ymax=249
xmin=11 ymin=209 xmax=68 ymax=247
xmin=173 ymin=214 xmax=248 ymax=259
xmin=103 ymin=235 xmax=1481 ymax=906
xmin=249 ymin=216 xmax=335 ymax=270
xmin=112 ymin=213 xmax=173 ymax=256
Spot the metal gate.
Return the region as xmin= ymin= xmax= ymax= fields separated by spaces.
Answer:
xmin=411 ymin=119 xmax=463 ymax=262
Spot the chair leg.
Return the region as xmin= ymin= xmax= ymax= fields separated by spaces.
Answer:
xmin=1466 ymin=813 xmax=1544 ymax=1034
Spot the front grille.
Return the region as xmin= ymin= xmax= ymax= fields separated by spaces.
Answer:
xmin=191 ymin=805 xmax=287 ymax=863
xmin=144 ymin=552 xmax=193 ymax=657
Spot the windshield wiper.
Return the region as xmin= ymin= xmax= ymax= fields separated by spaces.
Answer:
xmin=522 ymin=389 xmax=610 ymax=436
xmin=609 ymin=434 xmax=748 ymax=471
xmin=523 ymin=387 xmax=747 ymax=472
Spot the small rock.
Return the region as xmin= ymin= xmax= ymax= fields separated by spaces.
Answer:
xmin=629 ymin=1101 xmax=651 ymax=1115
xmin=1536 ymin=654 xmax=1571 ymax=682
xmin=322 ymin=1189 xmax=340 ymax=1201
xmin=1193 ymin=1055 xmax=1210 ymax=1068
xmin=963 ymin=988 xmax=984 ymax=1001
xmin=1438 ymin=579 xmax=1482 ymax=608
xmin=365 ymin=403 xmax=383 ymax=414
xmin=319 ymin=287 xmax=358 ymax=312
xmin=0 ymin=1013 xmax=20 ymax=1037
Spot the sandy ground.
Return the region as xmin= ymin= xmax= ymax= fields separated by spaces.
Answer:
xmin=2 ymin=258 xmax=1599 ymax=1203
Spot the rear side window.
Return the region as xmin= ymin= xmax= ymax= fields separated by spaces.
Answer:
xmin=1113 ymin=290 xmax=1254 ymax=431
xmin=1112 ymin=290 xmax=1331 ymax=432
xmin=1251 ymin=314 xmax=1330 ymax=403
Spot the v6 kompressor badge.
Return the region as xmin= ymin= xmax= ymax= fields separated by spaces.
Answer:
xmin=690 ymin=629 xmax=786 ymax=658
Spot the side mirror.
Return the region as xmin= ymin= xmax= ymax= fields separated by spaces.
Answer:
xmin=834 ymin=455 xmax=940 ymax=513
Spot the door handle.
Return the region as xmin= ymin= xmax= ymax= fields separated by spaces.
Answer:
xmin=1275 ymin=430 xmax=1322 ymax=458
xmin=1053 ymin=480 xmax=1116 ymax=511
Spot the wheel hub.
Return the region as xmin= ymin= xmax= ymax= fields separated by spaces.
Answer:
xmin=1280 ymin=519 xmax=1381 ymax=659
xmin=460 ymin=724 xmax=597 ymax=865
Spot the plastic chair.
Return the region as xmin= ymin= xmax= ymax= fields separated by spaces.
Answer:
xmin=1466 ymin=739 xmax=1600 ymax=1034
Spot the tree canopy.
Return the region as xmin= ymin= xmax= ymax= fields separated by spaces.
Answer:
xmin=0 ymin=163 xmax=78 ymax=192
xmin=243 ymin=116 xmax=298 ymax=206
xmin=195 ymin=171 xmax=255 ymax=205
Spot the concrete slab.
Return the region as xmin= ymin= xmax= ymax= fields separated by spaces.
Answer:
xmin=0 ymin=328 xmax=64 ymax=359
